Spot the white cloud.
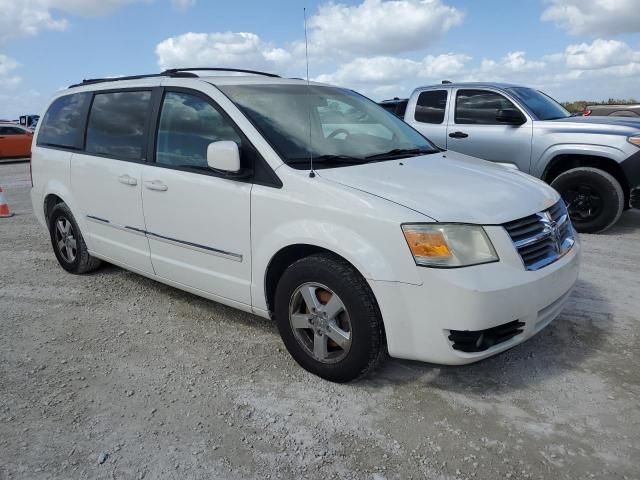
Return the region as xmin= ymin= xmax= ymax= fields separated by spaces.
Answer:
xmin=564 ymin=38 xmax=640 ymax=70
xmin=315 ymin=53 xmax=470 ymax=98
xmin=0 ymin=53 xmax=21 ymax=90
xmin=305 ymin=0 xmax=464 ymax=56
xmin=0 ymin=0 xmax=149 ymax=45
xmin=480 ymin=51 xmax=545 ymax=73
xmin=541 ymin=0 xmax=640 ymax=36
xmin=155 ymin=32 xmax=292 ymax=72
xmin=312 ymin=38 xmax=640 ymax=101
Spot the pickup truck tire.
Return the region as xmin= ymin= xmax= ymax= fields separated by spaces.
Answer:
xmin=49 ymin=203 xmax=102 ymax=274
xmin=551 ymin=167 xmax=624 ymax=233
xmin=274 ymin=253 xmax=385 ymax=383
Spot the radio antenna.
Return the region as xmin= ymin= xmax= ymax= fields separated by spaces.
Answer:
xmin=304 ymin=7 xmax=315 ymax=178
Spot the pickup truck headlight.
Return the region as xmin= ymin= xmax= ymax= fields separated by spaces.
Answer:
xmin=402 ymin=224 xmax=499 ymax=268
xmin=628 ymin=135 xmax=640 ymax=147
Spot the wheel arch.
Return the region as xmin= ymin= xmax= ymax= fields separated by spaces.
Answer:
xmin=542 ymin=153 xmax=630 ymax=205
xmin=264 ymin=244 xmax=366 ymax=315
xmin=44 ymin=193 xmax=65 ymax=227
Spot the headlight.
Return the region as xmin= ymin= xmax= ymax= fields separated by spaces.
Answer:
xmin=401 ymin=224 xmax=499 ymax=268
xmin=628 ymin=135 xmax=640 ymax=147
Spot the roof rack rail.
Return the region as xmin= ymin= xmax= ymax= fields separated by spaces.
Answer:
xmin=69 ymin=67 xmax=280 ymax=89
xmin=161 ymin=67 xmax=281 ymax=78
xmin=68 ymin=71 xmax=198 ymax=88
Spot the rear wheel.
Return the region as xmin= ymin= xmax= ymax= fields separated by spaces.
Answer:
xmin=49 ymin=203 xmax=102 ymax=274
xmin=551 ymin=167 xmax=624 ymax=233
xmin=274 ymin=253 xmax=385 ymax=382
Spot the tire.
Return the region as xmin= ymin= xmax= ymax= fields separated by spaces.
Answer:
xmin=550 ymin=167 xmax=624 ymax=233
xmin=49 ymin=203 xmax=102 ymax=274
xmin=274 ymin=253 xmax=386 ymax=382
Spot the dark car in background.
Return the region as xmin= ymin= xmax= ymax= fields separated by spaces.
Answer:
xmin=379 ymin=97 xmax=408 ymax=118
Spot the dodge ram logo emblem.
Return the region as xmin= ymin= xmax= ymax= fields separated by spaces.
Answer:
xmin=539 ymin=212 xmax=562 ymax=253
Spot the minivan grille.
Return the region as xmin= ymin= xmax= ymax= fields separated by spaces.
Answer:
xmin=503 ymin=201 xmax=575 ymax=271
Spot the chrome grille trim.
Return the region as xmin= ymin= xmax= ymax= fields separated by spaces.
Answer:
xmin=503 ymin=201 xmax=575 ymax=271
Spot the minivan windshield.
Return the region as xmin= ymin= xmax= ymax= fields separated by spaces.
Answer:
xmin=218 ymin=84 xmax=438 ymax=169
xmin=507 ymin=87 xmax=570 ymax=121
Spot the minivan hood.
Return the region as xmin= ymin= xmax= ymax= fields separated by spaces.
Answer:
xmin=317 ymin=151 xmax=559 ymax=224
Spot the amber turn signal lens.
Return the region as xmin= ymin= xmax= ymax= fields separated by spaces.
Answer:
xmin=628 ymin=136 xmax=640 ymax=147
xmin=403 ymin=230 xmax=452 ymax=258
xmin=402 ymin=224 xmax=498 ymax=267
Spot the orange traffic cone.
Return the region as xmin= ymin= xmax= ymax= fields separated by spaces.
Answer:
xmin=0 ymin=187 xmax=14 ymax=218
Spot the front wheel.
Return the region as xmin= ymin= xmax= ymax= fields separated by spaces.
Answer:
xmin=551 ymin=167 xmax=624 ymax=233
xmin=274 ymin=253 xmax=385 ymax=382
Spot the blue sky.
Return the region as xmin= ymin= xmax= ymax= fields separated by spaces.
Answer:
xmin=1 ymin=0 xmax=639 ymax=118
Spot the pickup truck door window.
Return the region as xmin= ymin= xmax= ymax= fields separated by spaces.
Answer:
xmin=71 ymin=89 xmax=155 ymax=274
xmin=415 ymin=90 xmax=447 ymax=124
xmin=141 ymin=90 xmax=252 ymax=305
xmin=405 ymin=89 xmax=449 ymax=149
xmin=447 ymin=89 xmax=533 ymax=172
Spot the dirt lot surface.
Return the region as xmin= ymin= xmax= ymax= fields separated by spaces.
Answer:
xmin=1 ymin=161 xmax=639 ymax=480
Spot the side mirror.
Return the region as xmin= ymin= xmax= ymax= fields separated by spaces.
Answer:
xmin=496 ymin=108 xmax=526 ymax=125
xmin=207 ymin=141 xmax=240 ymax=173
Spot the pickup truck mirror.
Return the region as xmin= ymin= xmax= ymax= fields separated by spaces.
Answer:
xmin=496 ymin=108 xmax=526 ymax=125
xmin=207 ymin=141 xmax=241 ymax=173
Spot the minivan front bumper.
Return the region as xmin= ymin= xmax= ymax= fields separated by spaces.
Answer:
xmin=369 ymin=227 xmax=581 ymax=364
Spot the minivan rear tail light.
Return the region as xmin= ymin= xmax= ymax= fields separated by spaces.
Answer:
xmin=582 ymin=109 xmax=592 ymax=116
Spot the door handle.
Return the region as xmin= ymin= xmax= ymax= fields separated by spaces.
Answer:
xmin=449 ymin=131 xmax=469 ymax=139
xmin=118 ymin=174 xmax=138 ymax=186
xmin=144 ymin=180 xmax=168 ymax=192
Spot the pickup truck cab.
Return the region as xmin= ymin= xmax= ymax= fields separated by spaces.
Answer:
xmin=402 ymin=83 xmax=640 ymax=232
xmin=31 ymin=70 xmax=580 ymax=382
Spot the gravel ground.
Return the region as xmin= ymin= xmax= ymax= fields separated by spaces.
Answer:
xmin=1 ymin=161 xmax=639 ymax=480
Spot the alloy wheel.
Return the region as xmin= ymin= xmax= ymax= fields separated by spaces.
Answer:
xmin=564 ymin=184 xmax=603 ymax=220
xmin=54 ymin=217 xmax=77 ymax=263
xmin=288 ymin=282 xmax=352 ymax=364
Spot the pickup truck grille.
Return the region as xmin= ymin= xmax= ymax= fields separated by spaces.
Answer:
xmin=503 ymin=201 xmax=575 ymax=271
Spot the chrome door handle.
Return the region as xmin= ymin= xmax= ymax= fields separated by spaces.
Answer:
xmin=118 ymin=174 xmax=138 ymax=186
xmin=144 ymin=180 xmax=168 ymax=192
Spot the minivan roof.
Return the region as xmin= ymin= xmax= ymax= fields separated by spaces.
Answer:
xmin=66 ymin=68 xmax=328 ymax=92
xmin=64 ymin=74 xmax=326 ymax=94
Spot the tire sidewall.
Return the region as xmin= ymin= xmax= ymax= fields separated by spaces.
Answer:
xmin=274 ymin=256 xmax=382 ymax=382
xmin=551 ymin=168 xmax=624 ymax=233
xmin=49 ymin=204 xmax=83 ymax=273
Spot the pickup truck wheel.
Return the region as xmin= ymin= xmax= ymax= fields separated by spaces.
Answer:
xmin=551 ymin=167 xmax=624 ymax=233
xmin=274 ymin=253 xmax=385 ymax=382
xmin=49 ymin=203 xmax=102 ymax=274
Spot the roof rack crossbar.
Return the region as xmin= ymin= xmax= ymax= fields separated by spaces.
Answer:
xmin=161 ymin=67 xmax=280 ymax=78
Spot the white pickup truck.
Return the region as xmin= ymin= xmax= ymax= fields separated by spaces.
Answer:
xmin=382 ymin=82 xmax=640 ymax=233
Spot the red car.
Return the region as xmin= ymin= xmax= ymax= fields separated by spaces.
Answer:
xmin=0 ymin=123 xmax=33 ymax=160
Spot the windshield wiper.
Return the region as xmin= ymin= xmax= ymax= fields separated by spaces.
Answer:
xmin=287 ymin=154 xmax=368 ymax=166
xmin=364 ymin=148 xmax=435 ymax=160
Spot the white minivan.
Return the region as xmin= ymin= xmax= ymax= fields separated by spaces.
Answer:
xmin=30 ymin=68 xmax=580 ymax=382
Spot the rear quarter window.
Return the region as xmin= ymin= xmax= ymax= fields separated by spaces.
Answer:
xmin=37 ymin=93 xmax=90 ymax=149
xmin=415 ymin=90 xmax=447 ymax=124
